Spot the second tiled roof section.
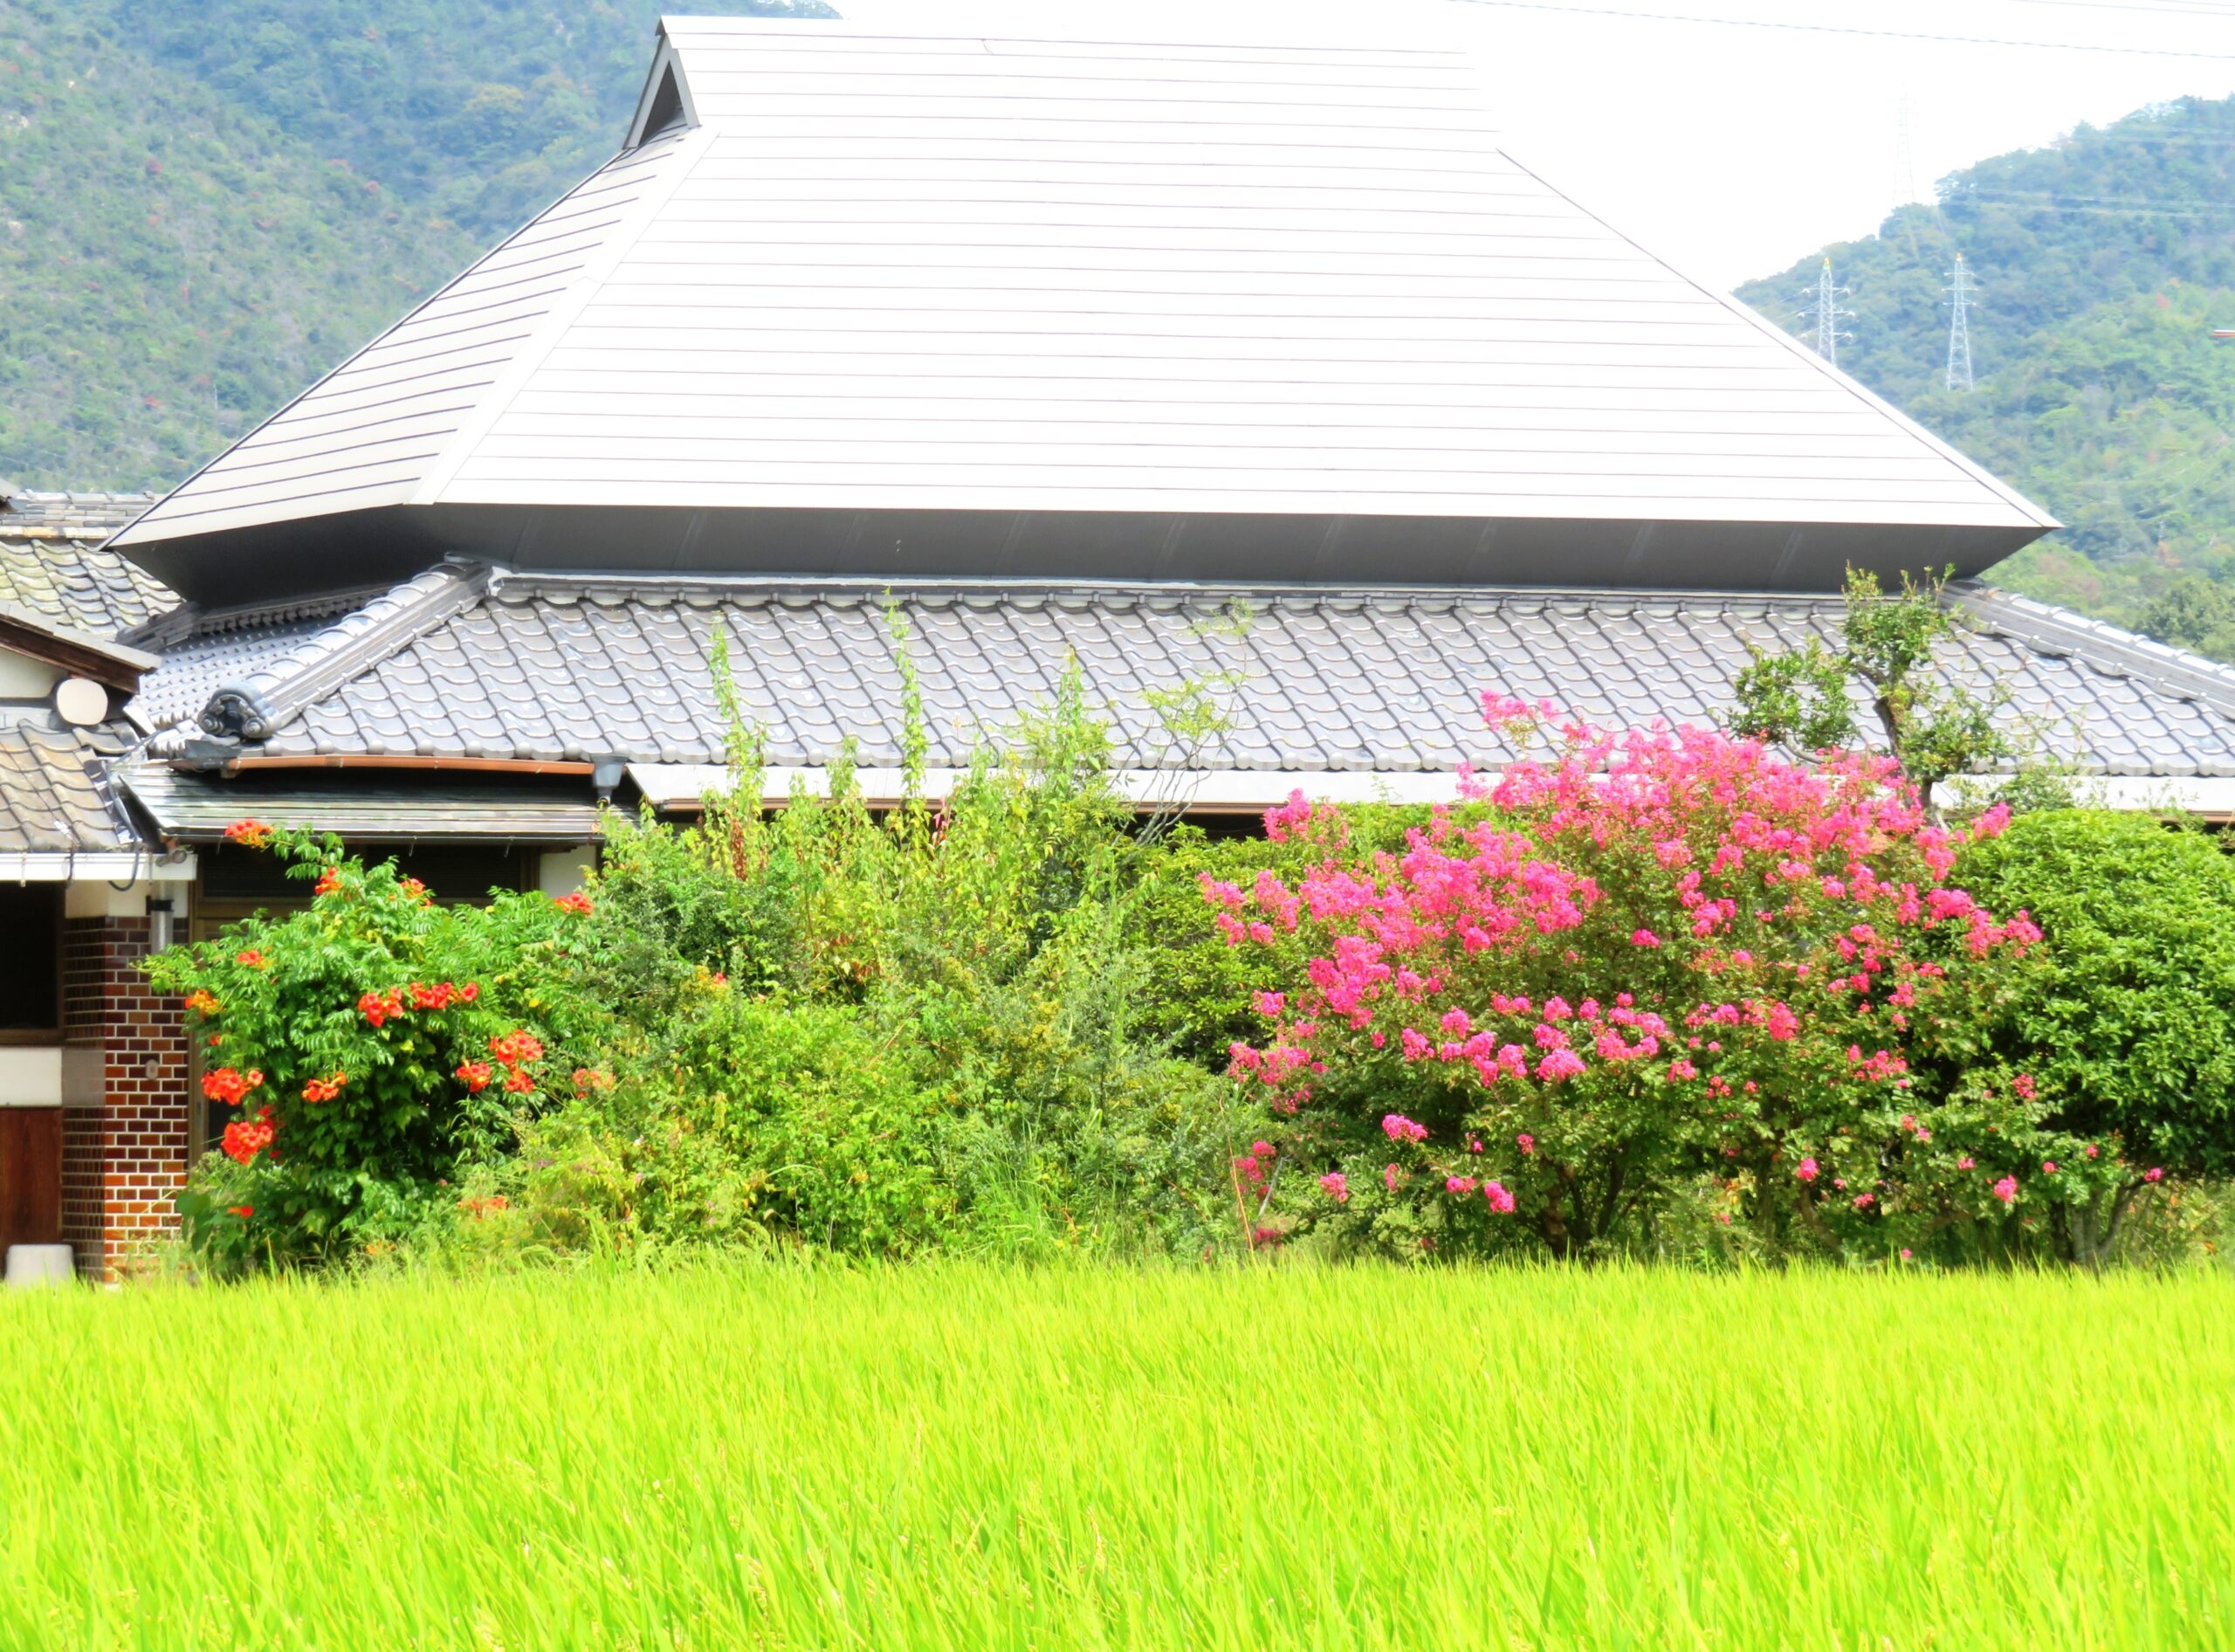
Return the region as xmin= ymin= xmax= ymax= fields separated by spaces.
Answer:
xmin=0 ymin=491 xmax=171 ymax=637
xmin=155 ymin=573 xmax=2235 ymax=779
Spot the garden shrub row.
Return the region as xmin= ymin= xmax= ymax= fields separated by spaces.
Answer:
xmin=150 ymin=682 xmax=2235 ymax=1273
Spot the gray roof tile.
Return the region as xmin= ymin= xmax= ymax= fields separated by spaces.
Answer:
xmin=0 ymin=721 xmax=140 ymax=854
xmin=138 ymin=573 xmax=2235 ymax=781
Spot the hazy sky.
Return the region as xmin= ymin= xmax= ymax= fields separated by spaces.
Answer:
xmin=841 ymin=0 xmax=2235 ymax=290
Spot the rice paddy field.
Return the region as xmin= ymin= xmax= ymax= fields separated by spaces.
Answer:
xmin=1 ymin=1265 xmax=2230 ymax=1649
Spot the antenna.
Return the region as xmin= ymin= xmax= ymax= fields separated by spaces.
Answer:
xmin=1798 ymin=258 xmax=1854 ymax=367
xmin=1945 ymin=253 xmax=1976 ymax=392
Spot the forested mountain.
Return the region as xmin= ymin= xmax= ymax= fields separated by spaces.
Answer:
xmin=0 ymin=0 xmax=819 ymax=489
xmin=1737 ymin=97 xmax=2235 ymax=639
xmin=5 ymin=2 xmax=2235 ymax=650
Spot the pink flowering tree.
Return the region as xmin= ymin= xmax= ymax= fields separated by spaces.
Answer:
xmin=1208 ymin=698 xmax=2066 ymax=1262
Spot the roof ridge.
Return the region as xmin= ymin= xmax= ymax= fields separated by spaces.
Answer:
xmin=198 ymin=564 xmax=492 ymax=742
xmin=123 ymin=584 xmax=393 ymax=651
xmin=1960 ymin=584 xmax=2235 ymax=719
xmin=493 ymin=568 xmax=1850 ymax=606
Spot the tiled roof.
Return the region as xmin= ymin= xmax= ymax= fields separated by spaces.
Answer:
xmin=0 ymin=491 xmax=173 ymax=637
xmin=0 ymin=490 xmax=154 ymax=539
xmin=127 ymin=589 xmax=399 ymax=732
xmin=121 ymin=767 xmax=602 ymax=845
xmin=150 ymin=569 xmax=2235 ymax=780
xmin=0 ymin=721 xmax=138 ymax=854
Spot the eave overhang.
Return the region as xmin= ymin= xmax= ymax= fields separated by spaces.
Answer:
xmin=117 ymin=502 xmax=2052 ymax=611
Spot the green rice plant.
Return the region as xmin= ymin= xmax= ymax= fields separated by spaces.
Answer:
xmin=2 ymin=1264 xmax=2229 ymax=1649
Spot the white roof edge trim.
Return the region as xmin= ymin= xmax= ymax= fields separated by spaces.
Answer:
xmin=407 ymin=125 xmax=719 ymax=508
xmin=0 ymin=852 xmax=198 ymax=884
xmin=631 ymin=763 xmax=1473 ymax=811
xmin=629 ymin=765 xmax=2235 ymax=816
xmin=625 ymin=30 xmax=699 ymax=149
xmin=1491 ymin=147 xmax=2061 ymax=537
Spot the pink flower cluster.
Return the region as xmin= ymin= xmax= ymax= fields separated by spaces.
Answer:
xmin=1208 ymin=699 xmax=2050 ymax=1253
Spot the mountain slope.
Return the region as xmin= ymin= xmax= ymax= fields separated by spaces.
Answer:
xmin=0 ymin=0 xmax=820 ymax=492
xmin=1738 ymin=97 xmax=2235 ymax=629
xmin=0 ymin=0 xmax=478 ymax=488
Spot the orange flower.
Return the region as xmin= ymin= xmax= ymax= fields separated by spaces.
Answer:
xmin=227 ymin=1206 xmax=253 ymax=1220
xmin=301 ymin=1072 xmax=347 ymax=1104
xmin=200 ymin=1066 xmax=264 ymax=1106
xmin=408 ymin=981 xmax=456 ymax=1011
xmin=553 ymin=892 xmax=593 ymax=916
xmin=220 ymin=1115 xmax=275 ymax=1166
xmin=455 ymin=1060 xmax=494 ymax=1093
xmin=502 ymin=1067 xmax=536 ymax=1095
xmin=235 ymin=949 xmax=267 ymax=968
xmin=222 ymin=820 xmax=272 ymax=848
xmin=489 ymin=1029 xmax=544 ymax=1067
xmin=182 ymin=989 xmax=221 ymax=1017
xmin=356 ymin=989 xmax=404 ymax=1029
xmin=313 ymin=867 xmax=342 ymax=897
xmin=400 ymin=877 xmax=430 ymax=903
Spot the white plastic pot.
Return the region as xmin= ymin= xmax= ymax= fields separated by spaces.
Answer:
xmin=4 ymin=1244 xmax=75 ymax=1288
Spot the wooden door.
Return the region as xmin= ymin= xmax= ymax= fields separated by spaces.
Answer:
xmin=0 ymin=1107 xmax=64 ymax=1253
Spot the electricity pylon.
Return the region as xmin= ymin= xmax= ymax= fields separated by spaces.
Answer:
xmin=1799 ymin=258 xmax=1854 ymax=367
xmin=1945 ymin=254 xmax=1976 ymax=392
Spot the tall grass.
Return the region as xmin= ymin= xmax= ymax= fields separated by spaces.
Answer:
xmin=3 ymin=1264 xmax=2229 ymax=1649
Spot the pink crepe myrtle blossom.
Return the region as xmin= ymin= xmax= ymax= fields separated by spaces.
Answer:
xmin=1209 ymin=703 xmax=2045 ymax=1259
xmin=1319 ymin=1173 xmax=1351 ymax=1204
xmin=1483 ymin=1180 xmax=1516 ymax=1214
xmin=1445 ymin=1176 xmax=1478 ymax=1194
xmin=1957 ymin=1157 xmax=1976 ymax=1171
xmin=1852 ymin=1192 xmax=1875 ymax=1210
xmin=2144 ymin=1167 xmax=2166 ymax=1183
xmin=1796 ymin=1157 xmax=1819 ymax=1183
xmin=1535 ymin=1047 xmax=1586 ymax=1083
xmin=1384 ymin=1163 xmax=1402 ymax=1194
xmin=1993 ymin=1176 xmax=2019 ymax=1205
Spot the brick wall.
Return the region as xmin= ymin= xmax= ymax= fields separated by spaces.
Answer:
xmin=60 ymin=916 xmax=190 ymax=1281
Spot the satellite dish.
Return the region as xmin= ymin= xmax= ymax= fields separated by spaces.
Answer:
xmin=53 ymin=677 xmax=108 ymax=726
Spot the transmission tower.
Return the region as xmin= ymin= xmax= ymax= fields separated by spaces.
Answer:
xmin=1798 ymin=258 xmax=1854 ymax=367
xmin=1945 ymin=253 xmax=1976 ymax=392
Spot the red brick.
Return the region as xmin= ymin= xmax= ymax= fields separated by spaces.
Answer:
xmin=60 ymin=917 xmax=190 ymax=1282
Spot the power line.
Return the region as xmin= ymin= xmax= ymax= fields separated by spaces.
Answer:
xmin=1454 ymin=0 xmax=2235 ymax=59
xmin=2005 ymin=0 xmax=2235 ymax=17
xmin=1964 ymin=189 xmax=2235 ymax=205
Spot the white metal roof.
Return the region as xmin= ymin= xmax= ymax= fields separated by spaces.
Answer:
xmin=114 ymin=12 xmax=2053 ymax=556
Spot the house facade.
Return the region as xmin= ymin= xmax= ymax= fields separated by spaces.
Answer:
xmin=0 ymin=490 xmax=196 ymax=1278
xmin=10 ymin=14 xmax=2235 ymax=1277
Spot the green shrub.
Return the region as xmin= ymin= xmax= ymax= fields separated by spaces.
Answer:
xmin=516 ymin=989 xmax=949 ymax=1254
xmin=1957 ymin=809 xmax=2235 ymax=1262
xmin=499 ymin=655 xmax=1245 ymax=1262
xmin=147 ymin=827 xmax=616 ymax=1268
